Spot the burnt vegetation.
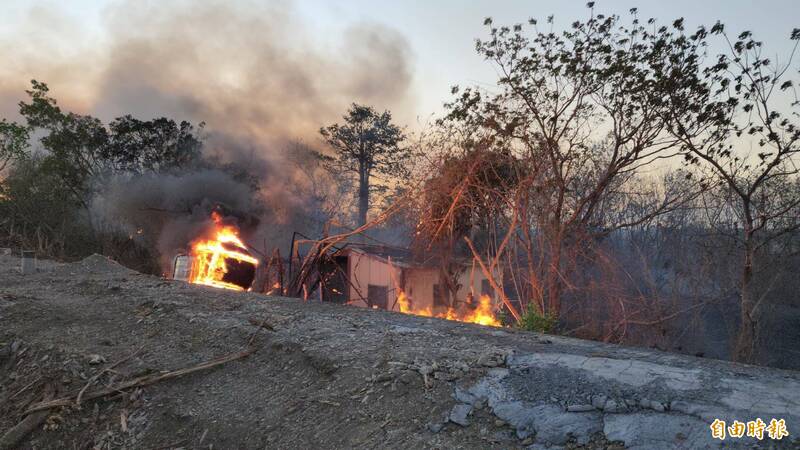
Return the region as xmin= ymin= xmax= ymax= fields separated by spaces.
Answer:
xmin=2 ymin=4 xmax=800 ymax=369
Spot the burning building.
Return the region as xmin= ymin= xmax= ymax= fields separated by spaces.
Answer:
xmin=314 ymin=244 xmax=502 ymax=326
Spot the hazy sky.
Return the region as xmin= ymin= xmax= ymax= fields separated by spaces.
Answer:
xmin=2 ymin=0 xmax=798 ymax=135
xmin=296 ymin=0 xmax=799 ymax=119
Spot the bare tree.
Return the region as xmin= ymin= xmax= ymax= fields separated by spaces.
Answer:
xmin=439 ymin=7 xmax=701 ymax=321
xmin=657 ymin=23 xmax=800 ymax=362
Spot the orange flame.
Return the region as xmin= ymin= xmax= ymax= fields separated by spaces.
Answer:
xmin=463 ymin=294 xmax=502 ymax=326
xmin=189 ymin=212 xmax=259 ymax=291
xmin=395 ymin=289 xmax=501 ymax=327
xmin=388 ymin=256 xmax=500 ymax=327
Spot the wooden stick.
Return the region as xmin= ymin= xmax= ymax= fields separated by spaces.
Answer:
xmin=7 ymin=376 xmax=41 ymax=401
xmin=24 ymin=347 xmax=256 ymax=415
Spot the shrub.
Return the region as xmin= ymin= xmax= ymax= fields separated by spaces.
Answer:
xmin=518 ymin=309 xmax=557 ymax=333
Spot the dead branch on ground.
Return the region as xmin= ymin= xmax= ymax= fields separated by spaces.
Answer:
xmin=24 ymin=347 xmax=256 ymax=415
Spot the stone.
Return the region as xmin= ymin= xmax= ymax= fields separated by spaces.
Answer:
xmin=491 ymin=401 xmax=602 ymax=445
xmin=390 ymin=326 xmax=422 ymax=335
xmin=510 ymin=353 xmax=703 ymax=391
xmin=504 ymin=350 xmax=515 ymax=365
xmin=449 ymin=403 xmax=472 ymax=426
xmin=603 ymin=399 xmax=623 ymax=413
xmin=375 ymin=372 xmax=393 ymax=382
xmin=478 ymin=352 xmax=505 ymax=367
xmin=427 ymin=422 xmax=444 ymax=433
xmin=533 ymin=406 xmax=602 ymax=445
xmin=649 ymin=400 xmax=666 ymax=412
xmin=527 ymin=444 xmax=565 ymax=450
xmin=454 ymin=386 xmax=477 ymax=404
xmin=492 ymin=401 xmax=537 ymax=439
xmin=591 ymin=394 xmax=607 ymax=410
xmin=87 ymin=354 xmax=106 ymax=365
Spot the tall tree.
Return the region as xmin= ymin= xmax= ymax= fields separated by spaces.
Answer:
xmin=319 ymin=103 xmax=407 ymax=226
xmin=655 ymin=24 xmax=800 ymax=362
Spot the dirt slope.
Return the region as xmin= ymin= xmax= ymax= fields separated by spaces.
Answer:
xmin=1 ymin=254 xmax=799 ymax=449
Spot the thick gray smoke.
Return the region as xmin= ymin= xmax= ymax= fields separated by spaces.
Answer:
xmin=2 ymin=0 xmax=416 ymax=265
xmin=1 ymin=1 xmax=416 ymax=153
xmin=94 ymin=170 xmax=261 ymax=269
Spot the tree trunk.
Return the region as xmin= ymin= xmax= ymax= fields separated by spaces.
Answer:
xmin=357 ymin=169 xmax=369 ymax=227
xmin=734 ymin=234 xmax=757 ymax=363
xmin=545 ymin=236 xmax=563 ymax=318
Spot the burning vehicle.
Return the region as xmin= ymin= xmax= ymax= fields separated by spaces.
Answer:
xmin=172 ymin=211 xmax=259 ymax=291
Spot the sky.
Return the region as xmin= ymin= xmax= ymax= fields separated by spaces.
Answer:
xmin=1 ymin=0 xmax=798 ymax=143
xmin=296 ymin=0 xmax=799 ymax=119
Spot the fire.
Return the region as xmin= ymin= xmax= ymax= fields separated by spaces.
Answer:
xmin=389 ymin=256 xmax=500 ymax=327
xmin=189 ymin=212 xmax=259 ymax=291
xmin=396 ymin=290 xmax=501 ymax=327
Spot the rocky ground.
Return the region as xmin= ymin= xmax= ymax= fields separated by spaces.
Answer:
xmin=1 ymin=254 xmax=799 ymax=450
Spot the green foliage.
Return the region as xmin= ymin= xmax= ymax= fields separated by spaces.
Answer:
xmin=16 ymin=81 xmax=204 ymax=203
xmin=0 ymin=155 xmax=95 ymax=257
xmin=1 ymin=80 xmax=205 ymax=262
xmin=319 ymin=104 xmax=407 ymax=178
xmin=104 ymin=115 xmax=203 ymax=174
xmin=0 ymin=119 xmax=29 ymax=172
xmin=517 ymin=309 xmax=557 ymax=333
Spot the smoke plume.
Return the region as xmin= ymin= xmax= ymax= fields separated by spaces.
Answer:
xmin=1 ymin=0 xmax=416 ymax=158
